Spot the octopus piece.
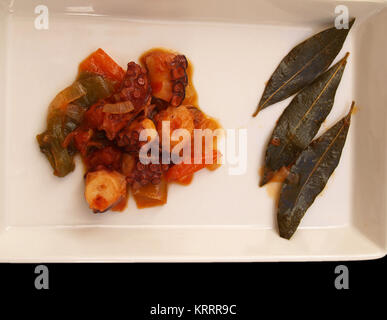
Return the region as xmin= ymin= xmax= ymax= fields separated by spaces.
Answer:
xmin=113 ymin=62 xmax=152 ymax=110
xmin=154 ymin=105 xmax=195 ymax=150
xmin=143 ymin=50 xmax=188 ymax=107
xmin=85 ymin=169 xmax=127 ymax=213
xmin=186 ymin=106 xmax=220 ymax=131
xmin=121 ymin=152 xmax=169 ymax=188
xmin=116 ymin=117 xmax=158 ymax=152
xmin=79 ymin=62 xmax=152 ymax=141
xmin=126 ymin=158 xmax=169 ymax=188
xmin=100 ymin=111 xmax=134 ymax=140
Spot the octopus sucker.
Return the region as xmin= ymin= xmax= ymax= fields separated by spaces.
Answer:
xmin=113 ymin=61 xmax=152 ymax=110
xmin=141 ymin=49 xmax=189 ymax=108
xmin=170 ymin=54 xmax=189 ymax=107
xmin=116 ymin=117 xmax=157 ymax=152
xmin=80 ymin=62 xmax=153 ymax=141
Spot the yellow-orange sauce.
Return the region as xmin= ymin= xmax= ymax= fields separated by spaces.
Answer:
xmin=265 ymin=182 xmax=282 ymax=205
xmin=111 ymin=193 xmax=129 ymax=212
xmin=259 ymin=166 xmax=290 ymax=203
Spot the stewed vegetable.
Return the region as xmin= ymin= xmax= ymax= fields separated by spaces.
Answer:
xmin=37 ymin=48 xmax=222 ymax=213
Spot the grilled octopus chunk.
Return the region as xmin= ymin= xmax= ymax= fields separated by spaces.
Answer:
xmin=113 ymin=62 xmax=152 ymax=110
xmin=85 ymin=169 xmax=127 ymax=213
xmin=126 ymin=158 xmax=169 ymax=188
xmin=81 ymin=62 xmax=152 ymax=141
xmin=116 ymin=117 xmax=158 ymax=152
xmin=143 ymin=50 xmax=188 ymax=107
xmin=79 ymin=61 xmax=152 ymax=142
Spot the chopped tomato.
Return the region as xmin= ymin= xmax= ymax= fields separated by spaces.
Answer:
xmin=165 ymin=150 xmax=220 ymax=182
xmin=83 ymin=103 xmax=105 ymax=129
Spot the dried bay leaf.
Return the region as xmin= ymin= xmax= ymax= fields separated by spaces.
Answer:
xmin=260 ymin=53 xmax=349 ymax=187
xmin=252 ymin=19 xmax=355 ymax=116
xmin=277 ymin=102 xmax=354 ymax=239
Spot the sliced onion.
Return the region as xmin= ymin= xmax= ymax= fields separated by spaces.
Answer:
xmin=102 ymin=101 xmax=134 ymax=114
xmin=48 ymin=81 xmax=86 ymax=114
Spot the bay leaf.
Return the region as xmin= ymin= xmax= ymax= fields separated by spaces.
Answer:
xmin=277 ymin=102 xmax=354 ymax=239
xmin=252 ymin=19 xmax=355 ymax=116
xmin=260 ymin=53 xmax=349 ymax=186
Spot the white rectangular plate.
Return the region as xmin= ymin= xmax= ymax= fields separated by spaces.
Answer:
xmin=0 ymin=0 xmax=386 ymax=261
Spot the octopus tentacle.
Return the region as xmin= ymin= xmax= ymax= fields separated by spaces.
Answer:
xmin=143 ymin=51 xmax=188 ymax=108
xmin=170 ymin=55 xmax=188 ymax=107
xmin=114 ymin=62 xmax=152 ymax=110
xmin=84 ymin=62 xmax=152 ymax=141
xmin=116 ymin=117 xmax=158 ymax=153
xmin=126 ymin=158 xmax=169 ymax=188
